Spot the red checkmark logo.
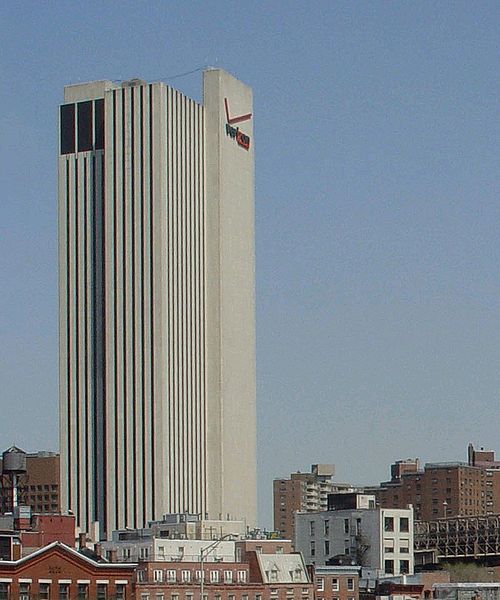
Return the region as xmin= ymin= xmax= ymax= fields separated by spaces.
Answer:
xmin=224 ymin=98 xmax=252 ymax=125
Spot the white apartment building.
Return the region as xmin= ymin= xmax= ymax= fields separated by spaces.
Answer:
xmin=102 ymin=538 xmax=236 ymax=563
xmin=295 ymin=504 xmax=414 ymax=576
xmin=58 ymin=69 xmax=256 ymax=538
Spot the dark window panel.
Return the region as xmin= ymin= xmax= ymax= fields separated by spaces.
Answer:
xmin=77 ymin=101 xmax=93 ymax=152
xmin=60 ymin=104 xmax=75 ymax=154
xmin=94 ymin=99 xmax=105 ymax=150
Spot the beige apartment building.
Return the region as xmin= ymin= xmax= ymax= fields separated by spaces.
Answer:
xmin=58 ymin=69 xmax=256 ymax=538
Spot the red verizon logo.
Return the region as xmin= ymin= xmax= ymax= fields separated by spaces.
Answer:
xmin=224 ymin=98 xmax=251 ymax=150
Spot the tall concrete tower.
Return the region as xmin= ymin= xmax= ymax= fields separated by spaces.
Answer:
xmin=58 ymin=69 xmax=256 ymax=538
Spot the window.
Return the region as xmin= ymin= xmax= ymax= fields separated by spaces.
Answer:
xmin=140 ymin=547 xmax=149 ymax=559
xmin=20 ymin=583 xmax=30 ymax=600
xmin=229 ymin=595 xmax=235 ymax=600
xmin=116 ymin=585 xmax=126 ymax=600
xmin=317 ymin=578 xmax=324 ymax=591
xmin=332 ymin=579 xmax=339 ymax=591
xmin=256 ymin=595 xmax=262 ymax=600
xmin=400 ymin=560 xmax=410 ymax=574
xmin=384 ymin=560 xmax=394 ymax=574
xmin=60 ymin=584 xmax=70 ymax=600
xmin=77 ymin=101 xmax=93 ymax=152
xmin=400 ymin=517 xmax=409 ymax=532
xmin=76 ymin=583 xmax=90 ymax=600
xmin=310 ymin=541 xmax=315 ymax=556
xmin=324 ymin=540 xmax=330 ymax=555
xmin=97 ymin=584 xmax=107 ymax=600
xmin=310 ymin=521 xmax=315 ymax=536
xmin=141 ymin=595 xmax=150 ymax=600
xmin=238 ymin=571 xmax=247 ymax=583
xmin=384 ymin=517 xmax=394 ymax=532
xmin=156 ymin=596 xmax=164 ymax=600
xmin=167 ymin=570 xmax=176 ymax=583
xmin=324 ymin=520 xmax=329 ymax=536
xmin=224 ymin=570 xmax=233 ymax=583
xmin=95 ymin=99 xmax=105 ymax=150
xmin=0 ymin=584 xmax=8 ymax=600
xmin=181 ymin=570 xmax=191 ymax=583
xmin=60 ymin=103 xmax=76 ymax=154
xmin=39 ymin=583 xmax=50 ymax=600
xmin=210 ymin=571 xmax=220 ymax=583
xmin=347 ymin=578 xmax=354 ymax=591
xmin=356 ymin=518 xmax=362 ymax=535
xmin=344 ymin=519 xmax=349 ymax=534
xmin=154 ymin=570 xmax=164 ymax=582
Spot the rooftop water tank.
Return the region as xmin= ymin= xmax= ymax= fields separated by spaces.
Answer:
xmin=2 ymin=446 xmax=27 ymax=474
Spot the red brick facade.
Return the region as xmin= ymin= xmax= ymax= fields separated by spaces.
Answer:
xmin=0 ymin=541 xmax=136 ymax=599
xmin=134 ymin=552 xmax=314 ymax=600
xmin=310 ymin=568 xmax=359 ymax=600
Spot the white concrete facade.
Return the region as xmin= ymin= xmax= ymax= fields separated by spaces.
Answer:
xmin=58 ymin=70 xmax=256 ymax=538
xmin=101 ymin=538 xmax=236 ymax=563
xmin=295 ymin=508 xmax=414 ymax=576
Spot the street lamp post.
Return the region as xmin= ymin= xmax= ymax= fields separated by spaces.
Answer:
xmin=199 ymin=534 xmax=236 ymax=600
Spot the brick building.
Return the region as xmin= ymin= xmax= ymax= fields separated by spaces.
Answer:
xmin=274 ymin=465 xmax=357 ymax=541
xmin=372 ymin=446 xmax=500 ymax=521
xmin=311 ymin=565 xmax=360 ymax=600
xmin=134 ymin=551 xmax=313 ymax=600
xmin=0 ymin=541 xmax=136 ymax=599
xmin=0 ymin=509 xmax=76 ymax=560
xmin=0 ymin=449 xmax=60 ymax=515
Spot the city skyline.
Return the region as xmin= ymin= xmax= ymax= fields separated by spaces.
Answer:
xmin=1 ymin=3 xmax=499 ymax=528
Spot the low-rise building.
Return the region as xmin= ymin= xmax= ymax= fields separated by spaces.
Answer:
xmin=127 ymin=512 xmax=247 ymax=541
xmin=0 ymin=507 xmax=75 ymax=559
xmin=433 ymin=583 xmax=500 ymax=600
xmin=295 ymin=495 xmax=413 ymax=576
xmin=312 ymin=565 xmax=360 ymax=600
xmin=134 ymin=551 xmax=313 ymax=600
xmin=102 ymin=536 xmax=236 ymax=563
xmin=0 ymin=541 xmax=136 ymax=599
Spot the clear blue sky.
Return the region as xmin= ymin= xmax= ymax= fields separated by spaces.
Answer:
xmin=1 ymin=1 xmax=499 ymax=527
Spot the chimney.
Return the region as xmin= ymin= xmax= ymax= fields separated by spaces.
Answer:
xmin=109 ymin=549 xmax=118 ymax=563
xmin=12 ymin=542 xmax=22 ymax=561
xmin=78 ymin=532 xmax=87 ymax=549
xmin=94 ymin=542 xmax=102 ymax=558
